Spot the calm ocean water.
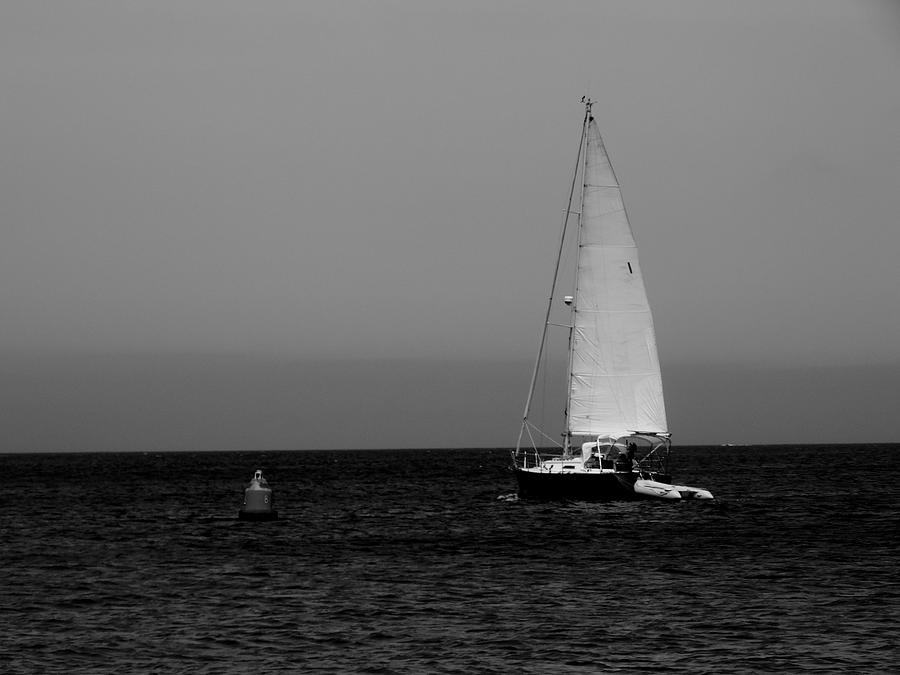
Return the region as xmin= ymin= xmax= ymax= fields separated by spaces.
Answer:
xmin=2 ymin=445 xmax=898 ymax=673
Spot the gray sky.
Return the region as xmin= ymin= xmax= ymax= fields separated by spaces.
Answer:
xmin=2 ymin=1 xmax=899 ymax=451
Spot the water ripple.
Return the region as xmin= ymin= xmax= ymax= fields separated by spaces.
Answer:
xmin=1 ymin=445 xmax=897 ymax=672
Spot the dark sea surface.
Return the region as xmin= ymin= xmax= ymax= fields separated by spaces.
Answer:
xmin=2 ymin=445 xmax=898 ymax=673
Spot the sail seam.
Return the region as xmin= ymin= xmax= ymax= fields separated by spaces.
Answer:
xmin=571 ymin=372 xmax=662 ymax=377
xmin=574 ymin=309 xmax=653 ymax=314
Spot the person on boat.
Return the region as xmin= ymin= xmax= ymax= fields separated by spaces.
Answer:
xmin=610 ymin=444 xmax=635 ymax=472
xmin=627 ymin=443 xmax=637 ymax=463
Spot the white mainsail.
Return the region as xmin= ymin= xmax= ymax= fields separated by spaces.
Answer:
xmin=567 ymin=116 xmax=668 ymax=437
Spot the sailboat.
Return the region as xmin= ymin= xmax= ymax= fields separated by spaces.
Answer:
xmin=511 ymin=98 xmax=713 ymax=501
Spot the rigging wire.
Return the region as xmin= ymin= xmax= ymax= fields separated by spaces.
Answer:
xmin=516 ymin=102 xmax=591 ymax=452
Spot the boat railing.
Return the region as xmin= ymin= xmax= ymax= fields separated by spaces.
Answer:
xmin=511 ymin=448 xmax=559 ymax=470
xmin=512 ymin=448 xmax=536 ymax=469
xmin=636 ymin=454 xmax=669 ymax=478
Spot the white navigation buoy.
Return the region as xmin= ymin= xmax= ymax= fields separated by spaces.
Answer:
xmin=238 ymin=469 xmax=279 ymax=521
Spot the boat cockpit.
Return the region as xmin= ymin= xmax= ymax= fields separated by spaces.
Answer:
xmin=579 ymin=434 xmax=671 ymax=474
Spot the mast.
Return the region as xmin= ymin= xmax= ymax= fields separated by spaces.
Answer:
xmin=564 ymin=98 xmax=593 ymax=445
xmin=516 ymin=102 xmax=590 ymax=453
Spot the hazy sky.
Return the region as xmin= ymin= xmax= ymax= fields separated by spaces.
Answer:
xmin=2 ymin=1 xmax=899 ymax=451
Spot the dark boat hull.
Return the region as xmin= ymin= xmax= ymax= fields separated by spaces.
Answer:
xmin=513 ymin=468 xmax=672 ymax=502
